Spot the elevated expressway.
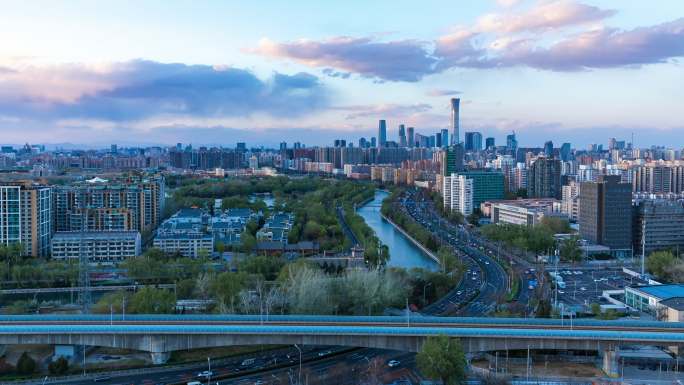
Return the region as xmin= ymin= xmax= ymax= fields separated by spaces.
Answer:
xmin=1 ymin=315 xmax=682 ymax=374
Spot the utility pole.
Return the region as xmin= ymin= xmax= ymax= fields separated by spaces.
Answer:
xmin=641 ymin=219 xmax=646 ymax=277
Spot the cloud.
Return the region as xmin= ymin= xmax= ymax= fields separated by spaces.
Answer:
xmin=335 ymin=103 xmax=433 ymax=120
xmin=249 ymin=2 xmax=684 ymax=80
xmin=427 ymin=89 xmax=462 ymax=97
xmin=0 ymin=60 xmax=329 ymax=121
xmin=496 ymin=0 xmax=521 ymax=7
xmin=476 ymin=0 xmax=616 ymax=34
xmin=250 ymin=36 xmax=438 ymax=82
xmin=479 ymin=18 xmax=684 ymax=70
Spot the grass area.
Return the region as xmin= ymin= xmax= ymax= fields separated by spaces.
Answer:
xmin=169 ymin=345 xmax=285 ymax=364
xmin=506 ymin=276 xmax=520 ymax=302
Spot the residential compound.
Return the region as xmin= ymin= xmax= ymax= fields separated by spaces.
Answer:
xmin=154 ymin=207 xmax=259 ymax=257
xmin=256 ymin=212 xmax=294 ymax=243
xmin=52 ymin=175 xmax=165 ymax=233
xmin=0 ymin=174 xmax=163 ymax=259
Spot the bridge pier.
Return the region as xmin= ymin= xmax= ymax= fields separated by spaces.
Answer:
xmin=601 ymin=348 xmax=619 ymax=378
xmin=150 ymin=351 xmax=170 ymax=365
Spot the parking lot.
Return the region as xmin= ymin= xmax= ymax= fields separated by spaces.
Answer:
xmin=551 ymin=266 xmax=648 ymax=310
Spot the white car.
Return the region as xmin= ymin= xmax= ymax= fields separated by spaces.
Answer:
xmin=197 ymin=370 xmax=213 ymax=378
xmin=387 ymin=360 xmax=401 ymax=367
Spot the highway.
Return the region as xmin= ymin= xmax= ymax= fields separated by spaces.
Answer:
xmin=399 ymin=189 xmax=510 ymax=316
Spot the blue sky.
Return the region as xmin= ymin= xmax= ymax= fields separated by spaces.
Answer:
xmin=0 ymin=0 xmax=683 ymax=148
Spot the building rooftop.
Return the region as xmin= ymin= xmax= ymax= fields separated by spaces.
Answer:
xmin=52 ymin=231 xmax=140 ymax=240
xmin=660 ymin=297 xmax=684 ymax=311
xmin=632 ymin=284 xmax=684 ymax=300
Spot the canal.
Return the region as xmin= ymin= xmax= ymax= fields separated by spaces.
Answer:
xmin=357 ymin=190 xmax=438 ymax=270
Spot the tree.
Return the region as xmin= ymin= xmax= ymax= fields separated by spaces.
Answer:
xmin=129 ymin=287 xmax=175 ymax=314
xmin=48 ymin=356 xmax=69 ymax=375
xmin=16 ymin=352 xmax=36 ymax=375
xmin=417 ymin=335 xmax=466 ymax=385
xmin=647 ymin=251 xmax=678 ymax=281
xmin=240 ymin=231 xmax=257 ymax=253
xmin=559 ymin=237 xmax=582 ymax=263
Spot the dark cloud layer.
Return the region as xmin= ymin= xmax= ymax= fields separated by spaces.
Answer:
xmin=0 ymin=60 xmax=328 ymax=121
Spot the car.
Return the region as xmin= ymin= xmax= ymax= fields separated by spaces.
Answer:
xmin=456 ymin=291 xmax=462 ymax=295
xmin=318 ymin=350 xmax=332 ymax=357
xmin=387 ymin=360 xmax=401 ymax=367
xmin=580 ymin=287 xmax=587 ymax=291
xmin=241 ymin=358 xmax=256 ymax=366
xmin=187 ymin=382 xmax=202 ymax=385
xmin=485 ymin=261 xmax=490 ymax=265
xmin=93 ymin=377 xmax=111 ymax=383
xmin=197 ymin=370 xmax=213 ymax=378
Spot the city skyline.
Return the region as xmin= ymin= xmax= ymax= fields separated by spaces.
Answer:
xmin=0 ymin=1 xmax=683 ymax=147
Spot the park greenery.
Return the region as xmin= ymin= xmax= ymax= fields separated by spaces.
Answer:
xmin=416 ymin=335 xmax=467 ymax=385
xmin=480 ymin=217 xmax=572 ymax=256
xmin=169 ymin=176 xmax=379 ymax=254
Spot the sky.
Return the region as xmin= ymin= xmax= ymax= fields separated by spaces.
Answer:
xmin=0 ymin=0 xmax=683 ymax=148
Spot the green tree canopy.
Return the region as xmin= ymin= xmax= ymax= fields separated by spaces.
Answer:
xmin=416 ymin=335 xmax=466 ymax=385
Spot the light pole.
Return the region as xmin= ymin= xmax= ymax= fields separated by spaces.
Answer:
xmin=207 ymin=356 xmax=211 ymax=385
xmin=294 ymin=344 xmax=302 ymax=385
xmin=422 ymin=282 xmax=432 ymax=306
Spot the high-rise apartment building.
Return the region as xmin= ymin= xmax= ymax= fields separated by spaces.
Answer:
xmin=378 ymin=120 xmax=387 ymax=148
xmin=527 ymin=157 xmax=562 ymax=199
xmin=0 ymin=182 xmax=52 ymax=257
xmin=443 ymin=173 xmax=473 ymax=215
xmin=560 ymin=143 xmax=572 ymax=162
xmin=485 ymin=137 xmax=495 ymax=150
xmin=580 ymin=175 xmax=632 ymax=249
xmin=450 ymin=98 xmax=460 ymax=145
xmin=53 ymin=175 xmax=165 ymax=234
xmin=561 ymin=180 xmax=581 ymax=221
xmin=407 ymin=127 xmax=415 ymax=148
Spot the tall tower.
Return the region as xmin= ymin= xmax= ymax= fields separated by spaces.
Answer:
xmin=378 ymin=120 xmax=387 ymax=148
xmin=398 ymin=124 xmax=407 ymax=147
xmin=450 ymin=98 xmax=460 ymax=145
xmin=407 ymin=127 xmax=415 ymax=148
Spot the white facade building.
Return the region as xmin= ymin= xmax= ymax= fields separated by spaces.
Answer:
xmin=443 ymin=173 xmax=473 ymax=215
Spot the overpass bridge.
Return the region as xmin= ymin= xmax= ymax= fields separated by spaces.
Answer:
xmin=1 ymin=315 xmax=683 ymax=374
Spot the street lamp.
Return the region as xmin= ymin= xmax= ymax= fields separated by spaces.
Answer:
xmin=206 ymin=356 xmax=211 ymax=385
xmin=422 ymin=281 xmax=432 ymax=305
xmin=293 ymin=344 xmax=302 ymax=385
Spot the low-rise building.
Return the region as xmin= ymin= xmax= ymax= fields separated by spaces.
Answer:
xmin=153 ymin=208 xmax=213 ymax=257
xmin=489 ymin=199 xmax=562 ymax=226
xmin=256 ymin=212 xmax=294 ymax=243
xmin=625 ymin=284 xmax=684 ymax=315
xmin=51 ymin=231 xmax=141 ymax=264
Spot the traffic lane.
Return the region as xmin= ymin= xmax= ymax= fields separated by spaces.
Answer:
xmin=39 ymin=346 xmax=338 ymax=385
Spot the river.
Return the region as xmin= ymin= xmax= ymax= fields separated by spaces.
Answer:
xmin=357 ymin=190 xmax=438 ymax=271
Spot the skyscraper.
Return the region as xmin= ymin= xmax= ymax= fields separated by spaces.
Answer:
xmin=485 ymin=137 xmax=495 ymax=150
xmin=580 ymin=175 xmax=632 ymax=249
xmin=506 ymin=132 xmax=518 ymax=153
xmin=543 ymin=140 xmax=554 ymax=158
xmin=464 ymin=132 xmax=483 ymax=151
xmin=560 ymin=143 xmax=572 ymax=161
xmin=370 ymin=137 xmax=377 ymax=148
xmin=441 ymin=129 xmax=449 ymax=149
xmin=407 ymin=127 xmax=415 ymax=148
xmin=435 ymin=132 xmax=442 ymax=148
xmin=398 ymin=124 xmax=406 ymax=147
xmin=378 ymin=120 xmax=387 ymax=148
xmin=527 ymin=157 xmax=562 ymax=199
xmin=450 ymin=98 xmax=460 ymax=145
